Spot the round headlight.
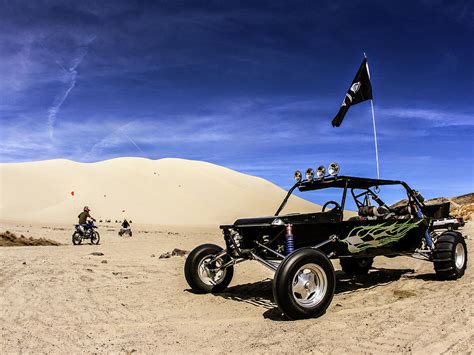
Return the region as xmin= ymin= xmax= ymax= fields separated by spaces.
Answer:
xmin=305 ymin=168 xmax=314 ymax=181
xmin=328 ymin=162 xmax=340 ymax=176
xmin=316 ymin=165 xmax=326 ymax=179
xmin=294 ymin=170 xmax=302 ymax=182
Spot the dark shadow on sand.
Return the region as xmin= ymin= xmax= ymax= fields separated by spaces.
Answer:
xmin=405 ymin=273 xmax=438 ymax=281
xmin=194 ymin=267 xmax=415 ymax=321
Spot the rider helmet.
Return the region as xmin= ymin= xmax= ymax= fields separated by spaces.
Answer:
xmin=84 ymin=206 xmax=90 ymax=212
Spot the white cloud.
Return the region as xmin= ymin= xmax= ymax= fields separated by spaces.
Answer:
xmin=0 ymin=118 xmax=55 ymax=162
xmin=380 ymin=107 xmax=473 ymax=127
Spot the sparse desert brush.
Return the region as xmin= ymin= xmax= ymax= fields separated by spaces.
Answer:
xmin=0 ymin=231 xmax=61 ymax=247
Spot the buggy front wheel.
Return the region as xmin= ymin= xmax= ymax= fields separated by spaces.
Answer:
xmin=273 ymin=248 xmax=335 ymax=320
xmin=184 ymin=244 xmax=234 ymax=294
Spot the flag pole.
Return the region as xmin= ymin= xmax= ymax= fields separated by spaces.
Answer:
xmin=370 ymin=99 xmax=380 ymax=179
xmin=364 ymin=53 xmax=380 ymax=179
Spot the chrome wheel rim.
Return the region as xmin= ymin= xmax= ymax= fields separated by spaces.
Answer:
xmin=292 ymin=263 xmax=328 ymax=308
xmin=455 ymin=243 xmax=465 ymax=269
xmin=198 ymin=255 xmax=226 ymax=286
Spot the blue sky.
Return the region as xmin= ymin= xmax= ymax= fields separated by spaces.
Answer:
xmin=1 ymin=0 xmax=473 ymax=203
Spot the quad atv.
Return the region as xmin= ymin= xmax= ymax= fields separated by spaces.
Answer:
xmin=184 ymin=164 xmax=468 ymax=319
xmin=118 ymin=228 xmax=133 ymax=237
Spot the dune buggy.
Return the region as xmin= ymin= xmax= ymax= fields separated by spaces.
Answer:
xmin=184 ymin=165 xmax=468 ymax=319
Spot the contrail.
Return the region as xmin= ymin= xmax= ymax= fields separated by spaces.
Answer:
xmin=47 ymin=70 xmax=78 ymax=138
xmin=46 ymin=36 xmax=95 ymax=139
xmin=84 ymin=123 xmax=147 ymax=161
xmin=121 ymin=131 xmax=147 ymax=156
xmin=47 ymin=51 xmax=85 ymax=139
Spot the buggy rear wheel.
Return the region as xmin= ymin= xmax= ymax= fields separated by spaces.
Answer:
xmin=339 ymin=257 xmax=374 ymax=276
xmin=184 ymin=244 xmax=234 ymax=294
xmin=72 ymin=232 xmax=82 ymax=245
xmin=273 ymin=248 xmax=335 ymax=320
xmin=433 ymin=231 xmax=467 ymax=280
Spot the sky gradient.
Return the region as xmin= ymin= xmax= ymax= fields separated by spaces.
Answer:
xmin=1 ymin=0 xmax=473 ymax=203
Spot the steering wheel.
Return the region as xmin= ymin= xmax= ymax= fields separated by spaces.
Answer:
xmin=322 ymin=200 xmax=341 ymax=212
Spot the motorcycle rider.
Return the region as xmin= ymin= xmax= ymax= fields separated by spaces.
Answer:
xmin=119 ymin=218 xmax=132 ymax=237
xmin=78 ymin=206 xmax=96 ymax=233
xmin=121 ymin=219 xmax=130 ymax=229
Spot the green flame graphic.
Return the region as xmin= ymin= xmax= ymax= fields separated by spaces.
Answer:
xmin=342 ymin=220 xmax=422 ymax=253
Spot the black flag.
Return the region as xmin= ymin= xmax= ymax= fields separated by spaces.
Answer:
xmin=332 ymin=58 xmax=373 ymax=127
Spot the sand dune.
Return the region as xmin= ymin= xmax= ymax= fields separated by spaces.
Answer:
xmin=0 ymin=158 xmax=318 ymax=225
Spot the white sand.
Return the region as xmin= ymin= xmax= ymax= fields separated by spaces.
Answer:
xmin=0 ymin=220 xmax=472 ymax=353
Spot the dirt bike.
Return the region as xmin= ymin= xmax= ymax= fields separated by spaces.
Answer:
xmin=118 ymin=228 xmax=132 ymax=237
xmin=72 ymin=221 xmax=100 ymax=245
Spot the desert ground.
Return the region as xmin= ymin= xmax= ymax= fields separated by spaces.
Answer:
xmin=1 ymin=158 xmax=472 ymax=353
xmin=1 ymin=220 xmax=472 ymax=354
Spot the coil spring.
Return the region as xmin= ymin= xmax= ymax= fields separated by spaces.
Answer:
xmin=285 ymin=234 xmax=294 ymax=255
xmin=285 ymin=224 xmax=295 ymax=255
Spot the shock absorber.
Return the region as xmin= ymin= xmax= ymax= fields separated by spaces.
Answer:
xmin=285 ymin=224 xmax=295 ymax=255
xmin=415 ymin=205 xmax=433 ymax=249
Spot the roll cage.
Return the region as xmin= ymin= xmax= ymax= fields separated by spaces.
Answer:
xmin=275 ymin=175 xmax=425 ymax=217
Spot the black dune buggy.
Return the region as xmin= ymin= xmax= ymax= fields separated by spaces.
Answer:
xmin=184 ymin=165 xmax=468 ymax=319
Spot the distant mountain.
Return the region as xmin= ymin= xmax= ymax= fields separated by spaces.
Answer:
xmin=451 ymin=193 xmax=474 ymax=207
xmin=428 ymin=193 xmax=474 ymax=221
xmin=391 ymin=192 xmax=474 ymax=221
